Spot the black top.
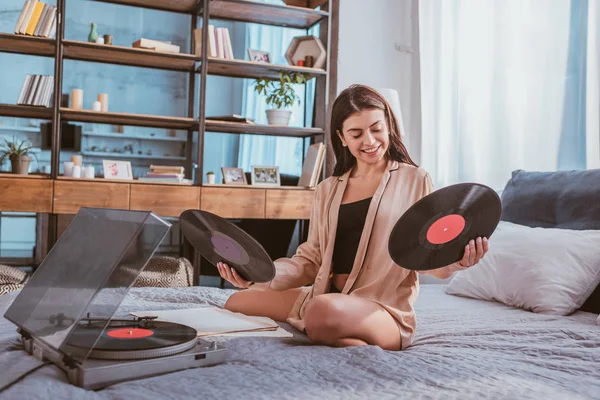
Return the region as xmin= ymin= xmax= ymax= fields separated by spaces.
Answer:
xmin=331 ymin=197 xmax=372 ymax=275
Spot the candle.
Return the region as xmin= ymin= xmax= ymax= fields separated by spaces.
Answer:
xmin=92 ymin=100 xmax=102 ymax=112
xmin=72 ymin=165 xmax=81 ymax=178
xmin=71 ymin=89 xmax=83 ymax=110
xmin=71 ymin=155 xmax=82 ymax=166
xmin=98 ymin=93 xmax=109 ymax=112
xmin=85 ymin=165 xmax=95 ymax=179
xmin=64 ymin=161 xmax=74 ymax=177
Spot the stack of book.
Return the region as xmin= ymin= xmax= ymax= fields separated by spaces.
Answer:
xmin=14 ymin=0 xmax=57 ymax=38
xmin=193 ymin=25 xmax=234 ymax=59
xmin=17 ymin=74 xmax=54 ymax=107
xmin=138 ymin=165 xmax=192 ymax=185
xmin=297 ymin=143 xmax=325 ymax=187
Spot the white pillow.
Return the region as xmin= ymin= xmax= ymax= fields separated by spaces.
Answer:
xmin=445 ymin=221 xmax=600 ymax=315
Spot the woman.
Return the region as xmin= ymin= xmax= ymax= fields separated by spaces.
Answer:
xmin=219 ymin=84 xmax=488 ymax=351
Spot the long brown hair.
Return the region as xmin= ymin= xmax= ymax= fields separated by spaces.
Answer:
xmin=330 ymin=84 xmax=417 ymax=176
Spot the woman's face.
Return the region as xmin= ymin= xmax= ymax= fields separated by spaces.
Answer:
xmin=337 ymin=109 xmax=390 ymax=166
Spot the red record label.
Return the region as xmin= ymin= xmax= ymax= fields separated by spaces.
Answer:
xmin=426 ymin=214 xmax=465 ymax=244
xmin=106 ymin=327 xmax=154 ymax=339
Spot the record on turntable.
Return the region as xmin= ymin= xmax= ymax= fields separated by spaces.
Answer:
xmin=388 ymin=183 xmax=502 ymax=271
xmin=180 ymin=209 xmax=275 ymax=283
xmin=64 ymin=315 xmax=198 ymax=360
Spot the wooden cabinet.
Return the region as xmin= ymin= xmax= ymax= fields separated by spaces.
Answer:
xmin=130 ymin=184 xmax=200 ymax=217
xmin=266 ymin=189 xmax=314 ymax=219
xmin=53 ymin=181 xmax=130 ymax=214
xmin=201 ymin=187 xmax=265 ymax=219
xmin=0 ymin=177 xmax=53 ymax=213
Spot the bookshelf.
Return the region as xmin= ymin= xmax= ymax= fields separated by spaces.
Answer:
xmin=0 ymin=0 xmax=338 ymax=264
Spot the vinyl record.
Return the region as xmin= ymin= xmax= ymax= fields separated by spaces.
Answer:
xmin=65 ymin=320 xmax=198 ymax=360
xmin=180 ymin=209 xmax=275 ymax=283
xmin=388 ymin=183 xmax=502 ymax=271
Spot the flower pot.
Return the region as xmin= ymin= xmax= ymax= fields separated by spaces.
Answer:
xmin=10 ymin=154 xmax=31 ymax=175
xmin=207 ymin=174 xmax=216 ymax=184
xmin=266 ymin=109 xmax=292 ymax=126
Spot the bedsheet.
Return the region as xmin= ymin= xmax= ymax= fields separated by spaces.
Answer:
xmin=0 ymin=285 xmax=598 ymax=400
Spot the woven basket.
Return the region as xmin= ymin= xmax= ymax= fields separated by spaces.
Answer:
xmin=0 ymin=264 xmax=28 ymax=296
xmin=133 ymin=256 xmax=194 ymax=288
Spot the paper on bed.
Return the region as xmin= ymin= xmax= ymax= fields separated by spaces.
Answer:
xmin=130 ymin=306 xmax=293 ymax=337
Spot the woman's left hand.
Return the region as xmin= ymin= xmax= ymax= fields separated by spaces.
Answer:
xmin=451 ymin=236 xmax=488 ymax=272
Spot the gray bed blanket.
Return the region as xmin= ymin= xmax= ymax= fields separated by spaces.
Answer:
xmin=0 ymin=285 xmax=598 ymax=400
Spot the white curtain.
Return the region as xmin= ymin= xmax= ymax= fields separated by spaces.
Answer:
xmin=419 ymin=0 xmax=591 ymax=190
xmin=238 ymin=0 xmax=318 ymax=176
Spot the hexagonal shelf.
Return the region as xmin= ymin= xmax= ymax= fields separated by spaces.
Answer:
xmin=282 ymin=0 xmax=328 ymax=9
xmin=285 ymin=35 xmax=326 ymax=70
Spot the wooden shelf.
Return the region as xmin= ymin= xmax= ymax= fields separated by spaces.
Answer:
xmin=0 ymin=177 xmax=53 ymax=213
xmin=203 ymin=183 xmax=315 ymax=190
xmin=90 ymin=0 xmax=198 ymax=13
xmin=205 ymin=57 xmax=326 ymax=80
xmin=57 ymin=176 xmax=191 ymax=186
xmin=207 ymin=0 xmax=328 ymax=29
xmin=83 ymin=131 xmax=187 ymax=142
xmin=0 ymin=33 xmax=55 ymax=57
xmin=205 ymin=119 xmax=324 ymax=138
xmin=81 ymin=151 xmax=185 ymax=161
xmin=63 ymin=40 xmax=199 ymax=72
xmin=60 ymin=108 xmax=197 ymax=130
xmin=0 ymin=173 xmax=51 ymax=179
xmin=0 ymin=104 xmax=53 ymax=120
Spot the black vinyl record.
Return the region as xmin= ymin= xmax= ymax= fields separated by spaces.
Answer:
xmin=180 ymin=209 xmax=275 ymax=283
xmin=388 ymin=183 xmax=502 ymax=271
xmin=66 ymin=320 xmax=197 ymax=351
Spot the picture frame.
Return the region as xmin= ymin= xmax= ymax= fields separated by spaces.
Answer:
xmin=251 ymin=165 xmax=280 ymax=186
xmin=221 ymin=167 xmax=247 ymax=185
xmin=247 ymin=49 xmax=270 ymax=63
xmin=102 ymin=160 xmax=133 ymax=180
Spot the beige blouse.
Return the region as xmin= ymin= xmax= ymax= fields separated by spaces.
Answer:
xmin=253 ymin=159 xmax=434 ymax=349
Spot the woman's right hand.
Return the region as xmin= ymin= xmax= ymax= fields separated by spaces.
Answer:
xmin=216 ymin=261 xmax=253 ymax=289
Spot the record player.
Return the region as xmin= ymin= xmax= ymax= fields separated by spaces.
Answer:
xmin=3 ymin=208 xmax=227 ymax=390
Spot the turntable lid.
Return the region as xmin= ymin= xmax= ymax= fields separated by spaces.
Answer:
xmin=3 ymin=208 xmax=171 ymax=362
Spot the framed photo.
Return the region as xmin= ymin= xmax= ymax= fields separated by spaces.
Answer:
xmin=103 ymin=160 xmax=133 ymax=180
xmin=221 ymin=167 xmax=247 ymax=185
xmin=251 ymin=165 xmax=280 ymax=186
xmin=247 ymin=49 xmax=270 ymax=63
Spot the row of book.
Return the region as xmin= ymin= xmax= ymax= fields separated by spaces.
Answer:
xmin=17 ymin=74 xmax=54 ymax=107
xmin=138 ymin=165 xmax=192 ymax=184
xmin=194 ymin=25 xmax=234 ymax=60
xmin=14 ymin=0 xmax=57 ymax=38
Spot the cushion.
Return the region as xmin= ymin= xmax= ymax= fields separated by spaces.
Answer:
xmin=500 ymin=169 xmax=600 ymax=313
xmin=0 ymin=264 xmax=28 ymax=296
xmin=132 ymin=256 xmax=194 ymax=288
xmin=445 ymin=221 xmax=600 ymax=315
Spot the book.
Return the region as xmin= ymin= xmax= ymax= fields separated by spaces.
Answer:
xmin=132 ymin=38 xmax=180 ymax=53
xmin=130 ymin=306 xmax=293 ymax=338
xmin=206 ymin=114 xmax=255 ymax=124
xmin=298 ymin=142 xmax=325 ymax=187
xmin=13 ymin=1 xmax=56 ymax=38
xmin=193 ymin=26 xmax=234 ymax=59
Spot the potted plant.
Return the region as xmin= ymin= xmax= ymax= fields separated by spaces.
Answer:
xmin=206 ymin=171 xmax=216 ymax=184
xmin=254 ymin=72 xmax=309 ymax=126
xmin=0 ymin=137 xmax=37 ymax=175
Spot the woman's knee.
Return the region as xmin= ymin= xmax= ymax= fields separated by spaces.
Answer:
xmin=303 ymin=294 xmax=345 ymax=343
xmin=224 ymin=290 xmax=247 ymax=313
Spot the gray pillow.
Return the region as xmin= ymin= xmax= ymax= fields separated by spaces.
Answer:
xmin=500 ymin=169 xmax=600 ymax=313
xmin=501 ymin=169 xmax=600 ymax=230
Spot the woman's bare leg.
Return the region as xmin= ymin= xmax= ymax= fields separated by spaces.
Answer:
xmin=224 ymin=288 xmax=304 ymax=322
xmin=303 ymin=294 xmax=401 ymax=351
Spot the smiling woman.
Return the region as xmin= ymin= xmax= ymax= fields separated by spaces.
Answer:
xmin=219 ymin=85 xmax=488 ymax=351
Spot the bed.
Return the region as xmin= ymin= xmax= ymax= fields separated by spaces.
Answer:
xmin=1 ymin=168 xmax=600 ymax=399
xmin=0 ymin=284 xmax=598 ymax=400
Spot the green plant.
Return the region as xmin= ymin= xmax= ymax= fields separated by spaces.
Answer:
xmin=207 ymin=171 xmax=214 ymax=175
xmin=0 ymin=137 xmax=37 ymax=165
xmin=253 ymin=72 xmax=309 ymax=109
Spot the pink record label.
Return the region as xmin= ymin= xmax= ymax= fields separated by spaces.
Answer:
xmin=211 ymin=231 xmax=250 ymax=265
xmin=426 ymin=214 xmax=466 ymax=244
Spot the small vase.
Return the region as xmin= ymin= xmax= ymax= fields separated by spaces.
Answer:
xmin=88 ymin=23 xmax=99 ymax=43
xmin=266 ymin=109 xmax=292 ymax=126
xmin=10 ymin=154 xmax=31 ymax=175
